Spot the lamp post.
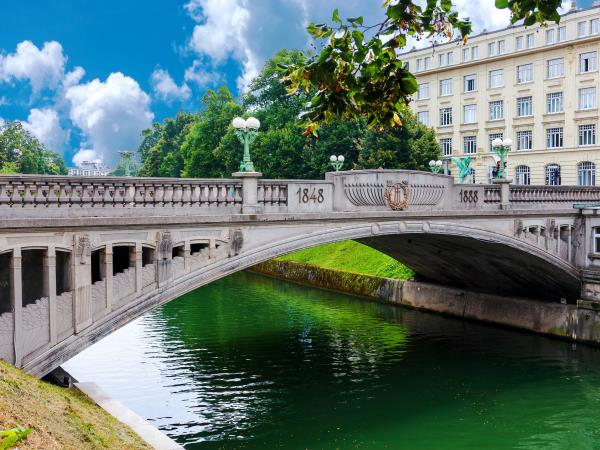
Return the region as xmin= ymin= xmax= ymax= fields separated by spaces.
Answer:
xmin=491 ymin=137 xmax=512 ymax=179
xmin=232 ymin=116 xmax=260 ymax=172
xmin=429 ymin=159 xmax=443 ymax=174
xmin=330 ymin=154 xmax=345 ymax=172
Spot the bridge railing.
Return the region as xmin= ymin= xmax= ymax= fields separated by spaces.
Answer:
xmin=0 ymin=175 xmax=243 ymax=217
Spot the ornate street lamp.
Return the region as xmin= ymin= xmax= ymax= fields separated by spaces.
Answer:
xmin=330 ymin=154 xmax=345 ymax=172
xmin=491 ymin=137 xmax=512 ymax=179
xmin=232 ymin=116 xmax=260 ymax=172
xmin=429 ymin=159 xmax=443 ymax=174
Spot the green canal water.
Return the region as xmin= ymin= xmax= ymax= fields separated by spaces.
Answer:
xmin=65 ymin=272 xmax=600 ymax=449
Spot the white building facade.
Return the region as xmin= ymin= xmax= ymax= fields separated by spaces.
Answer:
xmin=68 ymin=161 xmax=111 ymax=177
xmin=404 ymin=5 xmax=600 ymax=185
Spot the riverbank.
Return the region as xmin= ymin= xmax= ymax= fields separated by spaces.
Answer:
xmin=252 ymin=258 xmax=600 ymax=345
xmin=0 ymin=359 xmax=151 ymax=449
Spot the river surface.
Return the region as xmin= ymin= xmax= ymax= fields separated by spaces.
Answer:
xmin=64 ymin=272 xmax=600 ymax=449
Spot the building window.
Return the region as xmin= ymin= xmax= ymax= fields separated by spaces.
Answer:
xmin=439 ymin=53 xmax=446 ymax=67
xmin=527 ymin=33 xmax=534 ymax=48
xmin=580 ymin=52 xmax=597 ymax=73
xmin=578 ymin=21 xmax=587 ymax=38
xmin=545 ymin=164 xmax=561 ymax=185
xmin=424 ymin=56 xmax=431 ymax=70
xmin=489 ymin=100 xmax=503 ymax=120
xmin=517 ymin=96 xmax=532 ymax=117
xmin=439 ymin=107 xmax=453 ymax=126
xmin=462 ymin=48 xmax=470 ymax=62
xmin=463 ymin=104 xmax=476 ymax=124
xmin=488 ymin=42 xmax=496 ymax=57
xmin=498 ymin=40 xmax=506 ymax=54
xmin=440 ymin=138 xmax=452 ymax=156
xmin=471 ymin=46 xmax=478 ymax=59
xmin=515 ymin=165 xmax=531 ymax=185
xmin=592 ymin=19 xmax=600 ymax=35
xmin=546 ymin=29 xmax=554 ymax=45
xmin=439 ymin=79 xmax=452 ymax=96
xmin=547 ymin=58 xmax=564 ymax=78
xmin=515 ymin=36 xmax=524 ymax=51
xmin=516 ymin=130 xmax=533 ymax=150
xmin=467 ymin=168 xmax=476 ymax=184
xmin=578 ymin=161 xmax=596 ymax=186
xmin=489 ymin=69 xmax=503 ymax=88
xmin=488 ymin=133 xmax=503 ymax=152
xmin=517 ymin=64 xmax=532 ymax=83
xmin=416 ymin=59 xmax=423 ymax=71
xmin=417 ymin=111 xmax=429 ymax=126
xmin=464 ymin=74 xmax=476 ymax=92
xmin=463 ymin=136 xmax=477 ymax=154
xmin=594 ymin=227 xmax=600 ymax=253
xmin=579 ymin=124 xmax=596 ymax=146
xmin=558 ymin=26 xmax=566 ymax=42
xmin=447 ymin=52 xmax=454 ymax=65
xmin=546 ymin=128 xmax=563 ymax=148
xmin=546 ymin=92 xmax=563 ymax=113
xmin=418 ymin=83 xmax=429 ymax=100
xmin=579 ymin=87 xmax=597 ymax=110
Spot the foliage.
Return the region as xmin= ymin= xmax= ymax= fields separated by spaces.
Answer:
xmin=0 ymin=425 xmax=32 ymax=449
xmin=111 ymin=152 xmax=138 ymax=176
xmin=138 ymin=49 xmax=440 ymax=179
xmin=277 ymin=240 xmax=414 ymax=280
xmin=282 ymin=0 xmax=563 ymax=133
xmin=0 ymin=122 xmax=67 ymax=175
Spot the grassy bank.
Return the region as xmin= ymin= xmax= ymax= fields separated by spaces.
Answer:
xmin=0 ymin=360 xmax=151 ymax=449
xmin=277 ymin=240 xmax=413 ymax=280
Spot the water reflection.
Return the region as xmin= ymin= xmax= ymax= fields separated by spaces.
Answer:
xmin=65 ymin=272 xmax=600 ymax=449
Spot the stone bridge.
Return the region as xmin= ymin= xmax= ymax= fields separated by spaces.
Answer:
xmin=0 ymin=169 xmax=599 ymax=376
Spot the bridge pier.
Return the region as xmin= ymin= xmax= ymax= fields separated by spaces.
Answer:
xmin=102 ymin=245 xmax=113 ymax=311
xmin=10 ymin=248 xmax=22 ymax=366
xmin=45 ymin=246 xmax=57 ymax=345
xmin=73 ymin=235 xmax=92 ymax=333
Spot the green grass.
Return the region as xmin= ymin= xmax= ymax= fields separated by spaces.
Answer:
xmin=277 ymin=240 xmax=414 ymax=280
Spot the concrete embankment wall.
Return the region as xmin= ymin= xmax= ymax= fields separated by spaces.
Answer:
xmin=251 ymin=260 xmax=600 ymax=345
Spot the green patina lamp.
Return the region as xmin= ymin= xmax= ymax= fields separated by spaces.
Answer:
xmin=491 ymin=137 xmax=512 ymax=179
xmin=429 ymin=159 xmax=443 ymax=174
xmin=451 ymin=156 xmax=473 ymax=183
xmin=232 ymin=116 xmax=260 ymax=172
xmin=330 ymin=154 xmax=345 ymax=171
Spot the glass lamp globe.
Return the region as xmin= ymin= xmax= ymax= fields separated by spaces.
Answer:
xmin=491 ymin=138 xmax=503 ymax=147
xmin=502 ymin=138 xmax=513 ymax=147
xmin=338 ymin=155 xmax=345 ymax=162
xmin=245 ymin=117 xmax=260 ymax=130
xmin=330 ymin=155 xmax=337 ymax=162
xmin=232 ymin=117 xmax=246 ymax=129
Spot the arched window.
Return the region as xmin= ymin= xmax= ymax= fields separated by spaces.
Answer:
xmin=515 ymin=165 xmax=531 ymax=185
xmin=545 ymin=164 xmax=561 ymax=185
xmin=577 ymin=161 xmax=596 ymax=186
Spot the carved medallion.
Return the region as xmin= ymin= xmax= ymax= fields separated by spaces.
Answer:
xmin=228 ymin=228 xmax=244 ymax=257
xmin=75 ymin=235 xmax=91 ymax=263
xmin=384 ymin=181 xmax=410 ymax=211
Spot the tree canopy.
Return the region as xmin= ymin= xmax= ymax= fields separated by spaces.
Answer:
xmin=0 ymin=121 xmax=67 ymax=175
xmin=282 ymin=0 xmax=563 ymax=133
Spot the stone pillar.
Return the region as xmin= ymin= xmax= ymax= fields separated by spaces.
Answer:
xmin=134 ymin=243 xmax=142 ymax=294
xmin=102 ymin=244 xmax=113 ymax=310
xmin=156 ymin=232 xmax=173 ymax=287
xmin=232 ymin=172 xmax=262 ymax=214
xmin=208 ymin=238 xmax=216 ymax=259
xmin=11 ymin=248 xmax=22 ymax=366
xmin=184 ymin=241 xmax=191 ymax=273
xmin=492 ymin=178 xmax=512 ymax=210
xmin=72 ymin=235 xmax=92 ymax=333
xmin=45 ymin=246 xmax=57 ymax=344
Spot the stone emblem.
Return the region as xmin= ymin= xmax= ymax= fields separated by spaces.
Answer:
xmin=384 ymin=181 xmax=410 ymax=211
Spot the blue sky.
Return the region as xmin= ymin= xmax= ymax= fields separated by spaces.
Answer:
xmin=0 ymin=0 xmax=590 ymax=167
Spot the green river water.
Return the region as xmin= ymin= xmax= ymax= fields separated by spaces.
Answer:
xmin=64 ymin=272 xmax=600 ymax=449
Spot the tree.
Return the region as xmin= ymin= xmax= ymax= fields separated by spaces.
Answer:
xmin=0 ymin=121 xmax=67 ymax=175
xmin=282 ymin=0 xmax=563 ymax=133
xmin=137 ymin=112 xmax=198 ymax=177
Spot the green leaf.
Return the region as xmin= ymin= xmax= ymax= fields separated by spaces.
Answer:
xmin=348 ymin=16 xmax=364 ymax=26
xmin=495 ymin=0 xmax=509 ymax=8
xmin=332 ymin=8 xmax=341 ymax=23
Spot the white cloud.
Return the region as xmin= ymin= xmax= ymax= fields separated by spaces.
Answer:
xmin=0 ymin=118 xmax=5 ymax=128
xmin=65 ymin=72 xmax=154 ymax=165
xmin=72 ymin=149 xmax=100 ymax=167
xmin=150 ymin=68 xmax=191 ymax=103
xmin=0 ymin=40 xmax=66 ymax=94
xmin=22 ymin=108 xmax=69 ymax=152
xmin=184 ymin=60 xmax=222 ymax=87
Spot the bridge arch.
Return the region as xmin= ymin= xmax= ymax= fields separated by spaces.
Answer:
xmin=22 ymin=219 xmax=582 ymax=376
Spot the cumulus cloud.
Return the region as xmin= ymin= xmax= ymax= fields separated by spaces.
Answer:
xmin=0 ymin=40 xmax=66 ymax=94
xmin=72 ymin=149 xmax=100 ymax=167
xmin=151 ymin=68 xmax=191 ymax=103
xmin=184 ymin=60 xmax=222 ymax=88
xmin=65 ymin=72 xmax=154 ymax=164
xmin=22 ymin=108 xmax=69 ymax=152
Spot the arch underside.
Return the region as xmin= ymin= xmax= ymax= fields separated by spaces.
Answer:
xmin=359 ymin=233 xmax=580 ymax=303
xmin=22 ymin=222 xmax=581 ymax=376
